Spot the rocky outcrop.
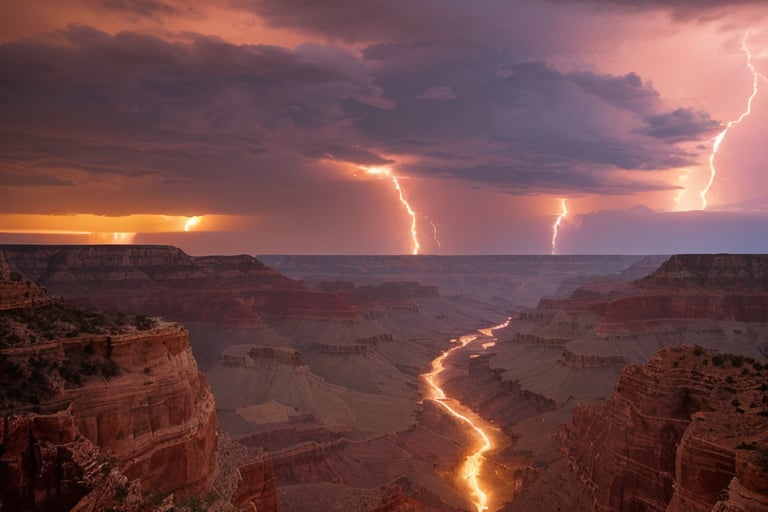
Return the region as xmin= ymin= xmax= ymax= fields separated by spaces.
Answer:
xmin=0 ymin=255 xmax=223 ymax=510
xmin=217 ymin=345 xmax=306 ymax=369
xmin=600 ymin=293 xmax=768 ymax=326
xmin=0 ymin=250 xmax=50 ymax=311
xmin=593 ymin=255 xmax=768 ymax=328
xmin=1 ymin=410 xmax=96 ymax=511
xmin=371 ymin=477 xmax=467 ymax=512
xmin=0 ymin=245 xmax=358 ymax=322
xmin=558 ymin=348 xmax=625 ymax=368
xmin=443 ymin=354 xmax=558 ymax=429
xmin=551 ymin=346 xmax=768 ymax=512
xmin=0 ymin=324 xmax=219 ymax=508
xmin=637 ymin=254 xmax=768 ymax=291
xmin=230 ymin=456 xmax=278 ymax=512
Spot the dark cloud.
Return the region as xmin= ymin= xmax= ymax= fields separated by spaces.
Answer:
xmin=0 ymin=20 xmax=723 ymax=211
xmin=235 ymin=0 xmax=623 ymax=55
xmin=407 ymin=163 xmax=673 ymax=196
xmin=571 ymin=71 xmax=658 ymax=114
xmin=0 ymin=25 xmax=389 ymax=213
xmin=235 ymin=0 xmax=478 ymax=43
xmin=639 ymin=108 xmax=721 ymax=142
xmin=340 ymin=47 xmax=709 ymax=192
xmin=301 ymin=144 xmax=394 ymax=166
xmin=0 ymin=170 xmax=73 ymax=187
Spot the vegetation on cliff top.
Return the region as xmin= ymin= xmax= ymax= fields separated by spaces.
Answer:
xmin=0 ymin=300 xmax=157 ymax=347
xmin=0 ymin=301 xmax=159 ymax=412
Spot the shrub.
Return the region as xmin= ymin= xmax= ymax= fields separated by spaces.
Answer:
xmin=135 ymin=315 xmax=155 ymax=331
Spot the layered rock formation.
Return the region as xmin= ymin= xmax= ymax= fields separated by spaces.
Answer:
xmin=0 ymin=252 xmax=240 ymax=511
xmin=261 ymin=254 xmax=648 ymax=311
xmin=0 ymin=251 xmax=50 ymax=311
xmin=549 ymin=346 xmax=768 ymax=512
xmin=0 ymin=323 xmax=221 ymax=509
xmin=599 ymin=254 xmax=768 ymax=328
xmin=0 ymin=245 xmax=357 ymax=323
xmin=422 ymin=254 xmax=768 ymax=511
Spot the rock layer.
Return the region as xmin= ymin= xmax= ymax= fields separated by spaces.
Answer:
xmin=519 ymin=346 xmax=768 ymax=512
xmin=0 ymin=254 xmax=233 ymax=510
xmin=0 ymin=245 xmax=357 ymax=323
xmin=0 ymin=324 xmax=220 ymax=509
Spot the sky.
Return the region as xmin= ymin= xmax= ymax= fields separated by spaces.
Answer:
xmin=1 ymin=0 xmax=768 ymax=255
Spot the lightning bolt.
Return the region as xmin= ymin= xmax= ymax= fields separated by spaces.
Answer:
xmin=551 ymin=198 xmax=568 ymax=255
xmin=184 ymin=216 xmax=201 ymax=232
xmin=361 ymin=166 xmax=423 ymax=255
xmin=700 ymin=31 xmax=767 ymax=210
xmin=419 ymin=213 xmax=442 ymax=249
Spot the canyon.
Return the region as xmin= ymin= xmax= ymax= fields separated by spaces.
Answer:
xmin=1 ymin=247 xmax=767 ymax=511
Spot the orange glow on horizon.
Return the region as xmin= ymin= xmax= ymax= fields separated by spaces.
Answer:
xmin=0 ymin=213 xmax=246 ymax=240
xmin=184 ymin=216 xmax=202 ymax=232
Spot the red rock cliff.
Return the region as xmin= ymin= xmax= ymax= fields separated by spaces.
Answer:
xmin=0 ymin=252 xmax=225 ymax=510
xmin=557 ymin=346 xmax=768 ymax=512
xmin=0 ymin=324 xmax=219 ymax=509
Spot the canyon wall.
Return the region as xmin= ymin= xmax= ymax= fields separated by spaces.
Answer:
xmin=0 ymin=324 xmax=220 ymax=509
xmin=0 ymin=251 xmax=247 ymax=511
xmin=510 ymin=346 xmax=768 ymax=512
xmin=0 ymin=245 xmax=358 ymax=323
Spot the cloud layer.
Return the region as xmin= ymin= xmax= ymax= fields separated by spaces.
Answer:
xmin=1 ymin=0 xmax=767 ymax=253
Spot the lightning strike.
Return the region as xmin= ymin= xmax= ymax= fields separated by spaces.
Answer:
xmin=419 ymin=213 xmax=442 ymax=249
xmin=361 ymin=166 xmax=423 ymax=255
xmin=551 ymin=198 xmax=568 ymax=255
xmin=700 ymin=31 xmax=766 ymax=210
xmin=184 ymin=216 xmax=202 ymax=232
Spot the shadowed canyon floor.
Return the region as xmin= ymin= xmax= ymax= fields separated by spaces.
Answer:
xmin=1 ymin=247 xmax=767 ymax=511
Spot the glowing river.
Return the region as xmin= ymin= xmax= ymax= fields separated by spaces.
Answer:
xmin=422 ymin=318 xmax=511 ymax=512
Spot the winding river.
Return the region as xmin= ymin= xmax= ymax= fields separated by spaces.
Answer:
xmin=422 ymin=318 xmax=511 ymax=512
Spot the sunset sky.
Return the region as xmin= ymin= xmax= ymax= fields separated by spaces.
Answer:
xmin=1 ymin=1 xmax=768 ymax=255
